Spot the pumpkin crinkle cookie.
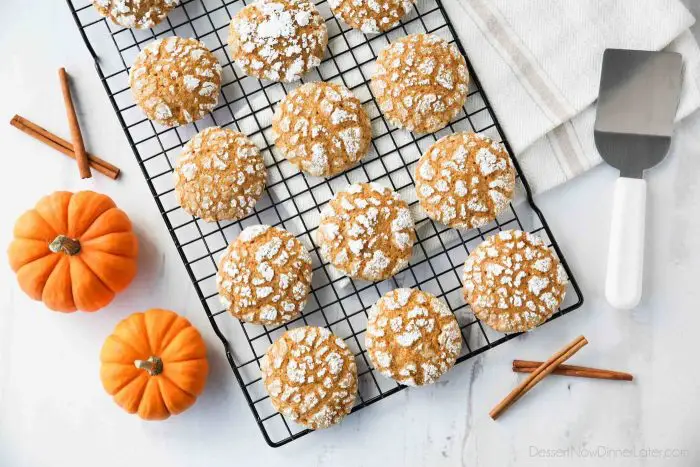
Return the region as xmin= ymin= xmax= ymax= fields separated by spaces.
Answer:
xmin=328 ymin=0 xmax=415 ymax=34
xmin=371 ymin=33 xmax=469 ymax=134
xmin=129 ymin=36 xmax=222 ymax=127
xmin=365 ymin=288 xmax=461 ymax=386
xmin=415 ymin=131 xmax=515 ymax=229
xmin=174 ymin=127 xmax=266 ymax=222
xmin=217 ymin=225 xmax=313 ymax=325
xmin=462 ymin=230 xmax=568 ymax=333
xmin=316 ymin=182 xmax=415 ymax=282
xmin=261 ymin=326 xmax=358 ymax=429
xmin=272 ymin=81 xmax=372 ymax=177
xmin=228 ymin=0 xmax=328 ymax=83
xmin=91 ymin=0 xmax=180 ymax=29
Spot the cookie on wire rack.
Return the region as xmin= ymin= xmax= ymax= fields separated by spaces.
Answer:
xmin=370 ymin=33 xmax=469 ymax=134
xmin=228 ymin=0 xmax=328 ymax=83
xmin=91 ymin=0 xmax=179 ymax=29
xmin=316 ymin=182 xmax=415 ymax=282
xmin=129 ymin=36 xmax=222 ymax=127
xmin=462 ymin=230 xmax=568 ymax=333
xmin=328 ymin=0 xmax=416 ymax=34
xmin=174 ymin=127 xmax=266 ymax=222
xmin=271 ymin=82 xmax=372 ymax=177
xmin=366 ymin=288 xmax=461 ymax=386
xmin=217 ymin=225 xmax=313 ymax=326
xmin=415 ymin=131 xmax=515 ymax=230
xmin=261 ymin=326 xmax=358 ymax=429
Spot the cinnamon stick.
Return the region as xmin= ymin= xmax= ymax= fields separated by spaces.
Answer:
xmin=58 ymin=68 xmax=91 ymax=179
xmin=490 ymin=335 xmax=588 ymax=420
xmin=10 ymin=115 xmax=120 ymax=180
xmin=513 ymin=360 xmax=633 ymax=381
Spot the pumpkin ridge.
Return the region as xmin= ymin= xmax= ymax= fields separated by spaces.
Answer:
xmin=79 ymin=208 xmax=134 ymax=243
xmin=80 ymin=232 xmax=138 ymax=258
xmin=159 ymin=356 xmax=207 ymax=364
xmin=13 ymin=210 xmax=58 ymax=241
xmin=42 ymin=256 xmax=75 ymax=310
xmin=68 ymin=191 xmax=117 ymax=237
xmin=72 ymin=255 xmax=117 ymax=294
xmin=142 ymin=310 xmax=179 ymax=355
xmin=80 ymin=250 xmax=135 ymax=260
xmin=157 ymin=329 xmax=188 ymax=358
xmin=108 ymin=333 xmax=148 ymax=362
xmin=91 ymin=208 xmax=126 ymax=228
xmin=150 ymin=313 xmax=182 ymax=355
xmin=138 ymin=378 xmax=169 ymax=420
xmin=7 ymin=239 xmax=53 ymax=271
xmin=114 ymin=372 xmax=149 ymax=409
xmin=157 ymin=371 xmax=198 ymax=400
xmin=35 ymin=192 xmax=71 ymax=235
xmin=102 ymin=363 xmax=144 ymax=394
xmin=79 ymin=208 xmax=130 ymax=238
xmin=16 ymin=254 xmax=62 ymax=301
xmin=35 ymin=212 xmax=66 ymax=240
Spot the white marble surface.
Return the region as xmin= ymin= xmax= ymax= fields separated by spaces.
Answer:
xmin=2 ymin=1 xmax=700 ymax=466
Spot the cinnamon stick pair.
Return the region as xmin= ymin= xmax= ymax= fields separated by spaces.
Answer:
xmin=490 ymin=336 xmax=633 ymax=420
xmin=11 ymin=68 xmax=121 ymax=179
xmin=490 ymin=335 xmax=588 ymax=420
xmin=512 ymin=360 xmax=633 ymax=381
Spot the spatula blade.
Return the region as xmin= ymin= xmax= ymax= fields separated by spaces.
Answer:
xmin=594 ymin=49 xmax=682 ymax=177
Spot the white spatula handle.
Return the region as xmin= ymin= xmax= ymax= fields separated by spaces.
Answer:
xmin=605 ymin=177 xmax=646 ymax=309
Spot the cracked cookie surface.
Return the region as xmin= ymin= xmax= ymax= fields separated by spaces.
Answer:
xmin=316 ymin=182 xmax=415 ymax=282
xmin=261 ymin=326 xmax=357 ymax=429
xmin=366 ymin=288 xmax=461 ymax=386
xmin=328 ymin=0 xmax=415 ymax=34
xmin=415 ymin=131 xmax=515 ymax=229
xmin=130 ymin=36 xmax=222 ymax=127
xmin=217 ymin=225 xmax=312 ymax=325
xmin=462 ymin=230 xmax=568 ymax=333
xmin=371 ymin=33 xmax=469 ymax=134
xmin=174 ymin=127 xmax=266 ymax=222
xmin=272 ymin=82 xmax=371 ymax=177
xmin=228 ymin=0 xmax=328 ymax=83
xmin=91 ymin=0 xmax=179 ymax=29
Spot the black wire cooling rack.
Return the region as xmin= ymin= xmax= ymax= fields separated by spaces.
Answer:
xmin=67 ymin=0 xmax=583 ymax=447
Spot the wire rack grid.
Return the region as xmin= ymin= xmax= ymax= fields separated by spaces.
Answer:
xmin=67 ymin=0 xmax=583 ymax=447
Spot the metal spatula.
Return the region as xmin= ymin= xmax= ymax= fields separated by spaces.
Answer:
xmin=595 ymin=49 xmax=683 ymax=309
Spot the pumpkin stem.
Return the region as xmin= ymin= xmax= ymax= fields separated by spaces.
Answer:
xmin=49 ymin=235 xmax=81 ymax=256
xmin=134 ymin=356 xmax=164 ymax=376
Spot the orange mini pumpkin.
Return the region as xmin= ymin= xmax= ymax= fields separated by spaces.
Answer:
xmin=7 ymin=191 xmax=138 ymax=312
xmin=100 ymin=308 xmax=209 ymax=420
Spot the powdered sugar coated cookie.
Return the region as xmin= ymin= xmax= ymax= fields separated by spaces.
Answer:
xmin=462 ymin=230 xmax=568 ymax=333
xmin=316 ymin=182 xmax=415 ymax=281
xmin=415 ymin=131 xmax=515 ymax=229
xmin=129 ymin=37 xmax=222 ymax=127
xmin=328 ymin=0 xmax=415 ymax=34
xmin=272 ymin=82 xmax=372 ymax=177
xmin=371 ymin=33 xmax=469 ymax=134
xmin=174 ymin=127 xmax=266 ymax=222
xmin=261 ymin=326 xmax=357 ymax=429
xmin=228 ymin=0 xmax=328 ymax=83
xmin=217 ymin=225 xmax=312 ymax=325
xmin=366 ymin=288 xmax=461 ymax=386
xmin=91 ymin=0 xmax=179 ymax=29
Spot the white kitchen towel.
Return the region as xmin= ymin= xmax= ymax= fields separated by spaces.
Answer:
xmin=442 ymin=0 xmax=700 ymax=193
